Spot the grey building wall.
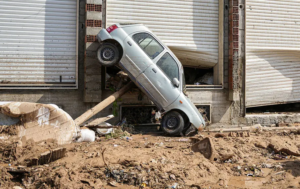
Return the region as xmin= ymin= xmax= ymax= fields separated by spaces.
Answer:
xmin=0 ymin=0 xmax=236 ymax=125
xmin=0 ymin=0 xmax=96 ymax=119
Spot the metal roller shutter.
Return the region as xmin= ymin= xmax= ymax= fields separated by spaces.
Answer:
xmin=106 ymin=0 xmax=219 ymax=68
xmin=0 ymin=0 xmax=78 ymax=87
xmin=246 ymin=0 xmax=300 ymax=107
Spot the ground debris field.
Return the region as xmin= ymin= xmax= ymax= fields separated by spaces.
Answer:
xmin=1 ymin=129 xmax=300 ymax=189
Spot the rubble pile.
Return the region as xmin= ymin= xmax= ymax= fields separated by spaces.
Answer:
xmin=1 ymin=129 xmax=300 ymax=188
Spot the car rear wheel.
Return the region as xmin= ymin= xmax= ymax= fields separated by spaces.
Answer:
xmin=161 ymin=111 xmax=184 ymax=135
xmin=97 ymin=43 xmax=120 ymax=67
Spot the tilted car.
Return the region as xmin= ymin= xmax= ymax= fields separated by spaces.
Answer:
xmin=97 ymin=23 xmax=205 ymax=136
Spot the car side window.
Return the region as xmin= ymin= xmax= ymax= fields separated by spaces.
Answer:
xmin=132 ymin=33 xmax=164 ymax=59
xmin=157 ymin=53 xmax=179 ymax=81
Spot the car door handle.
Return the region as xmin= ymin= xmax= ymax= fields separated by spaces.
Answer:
xmin=152 ymin=68 xmax=157 ymax=73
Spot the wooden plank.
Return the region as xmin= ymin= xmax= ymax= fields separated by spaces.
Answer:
xmin=83 ymin=115 xmax=114 ymax=126
xmin=75 ymin=82 xmax=134 ymax=126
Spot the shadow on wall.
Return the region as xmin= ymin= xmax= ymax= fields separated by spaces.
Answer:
xmin=247 ymin=49 xmax=300 ymax=106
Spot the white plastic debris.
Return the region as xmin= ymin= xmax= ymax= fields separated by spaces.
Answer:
xmin=171 ymin=183 xmax=178 ymax=188
xmin=77 ymin=129 xmax=95 ymax=142
xmin=155 ymin=111 xmax=162 ymax=120
xmin=96 ymin=122 xmax=114 ymax=135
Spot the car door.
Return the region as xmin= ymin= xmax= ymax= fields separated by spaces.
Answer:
xmin=120 ymin=32 xmax=164 ymax=79
xmin=137 ymin=52 xmax=181 ymax=109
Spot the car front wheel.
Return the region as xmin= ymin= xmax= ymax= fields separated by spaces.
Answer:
xmin=97 ymin=43 xmax=120 ymax=67
xmin=161 ymin=111 xmax=184 ymax=135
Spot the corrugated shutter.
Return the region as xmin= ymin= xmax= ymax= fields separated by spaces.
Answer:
xmin=0 ymin=0 xmax=77 ymax=87
xmin=106 ymin=0 xmax=219 ymax=68
xmin=246 ymin=0 xmax=300 ymax=107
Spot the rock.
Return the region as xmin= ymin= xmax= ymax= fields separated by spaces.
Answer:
xmin=169 ymin=174 xmax=176 ymax=180
xmin=250 ymin=124 xmax=263 ymax=133
xmin=268 ymin=139 xmax=300 ymax=156
xmin=109 ymin=181 xmax=118 ymax=187
xmin=262 ymin=163 xmax=273 ymax=168
xmin=228 ymin=132 xmax=237 ymax=137
xmin=13 ymin=186 xmax=23 ymax=189
xmin=191 ymin=137 xmax=215 ymax=160
xmin=240 ymin=131 xmax=250 ymax=137
xmin=254 ymin=141 xmax=268 ymax=149
xmin=151 ymin=159 xmax=157 ymax=164
xmin=215 ymin=133 xmax=226 ymax=138
xmin=220 ymin=154 xmax=234 ymax=162
xmin=145 ymin=142 xmax=154 ymax=148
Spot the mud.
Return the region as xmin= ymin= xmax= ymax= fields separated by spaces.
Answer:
xmin=1 ymin=130 xmax=300 ymax=189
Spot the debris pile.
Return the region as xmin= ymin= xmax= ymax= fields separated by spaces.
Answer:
xmin=1 ymin=128 xmax=300 ymax=188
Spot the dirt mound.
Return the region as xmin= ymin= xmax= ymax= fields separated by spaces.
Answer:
xmin=1 ymin=130 xmax=300 ymax=188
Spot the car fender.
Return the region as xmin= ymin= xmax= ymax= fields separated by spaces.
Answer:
xmin=165 ymin=93 xmax=206 ymax=130
xmin=97 ymin=28 xmax=126 ymax=50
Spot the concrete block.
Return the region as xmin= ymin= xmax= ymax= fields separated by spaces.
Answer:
xmin=86 ymin=27 xmax=102 ymax=35
xmin=87 ymin=0 xmax=102 ymax=5
xmin=87 ymin=12 xmax=102 ymax=20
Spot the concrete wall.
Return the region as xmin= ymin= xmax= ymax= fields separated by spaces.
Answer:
xmin=84 ymin=1 xmax=103 ymax=102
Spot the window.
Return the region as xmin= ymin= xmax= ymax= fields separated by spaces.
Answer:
xmin=132 ymin=33 xmax=164 ymax=59
xmin=157 ymin=53 xmax=179 ymax=81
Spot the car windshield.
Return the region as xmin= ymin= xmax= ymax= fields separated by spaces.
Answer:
xmin=132 ymin=33 xmax=164 ymax=59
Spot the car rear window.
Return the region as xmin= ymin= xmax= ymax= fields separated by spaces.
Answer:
xmin=157 ymin=53 xmax=179 ymax=81
xmin=132 ymin=33 xmax=164 ymax=59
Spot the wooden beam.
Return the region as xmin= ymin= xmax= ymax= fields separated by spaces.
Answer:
xmin=75 ymin=82 xmax=134 ymax=126
xmin=83 ymin=115 xmax=114 ymax=127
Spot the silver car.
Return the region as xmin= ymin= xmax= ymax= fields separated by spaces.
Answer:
xmin=97 ymin=23 xmax=205 ymax=136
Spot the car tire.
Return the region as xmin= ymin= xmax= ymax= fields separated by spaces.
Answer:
xmin=161 ymin=111 xmax=184 ymax=135
xmin=97 ymin=43 xmax=120 ymax=67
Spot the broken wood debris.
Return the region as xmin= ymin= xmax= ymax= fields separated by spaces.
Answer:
xmin=83 ymin=115 xmax=115 ymax=127
xmin=27 ymin=147 xmax=66 ymax=166
xmin=75 ymin=82 xmax=134 ymax=126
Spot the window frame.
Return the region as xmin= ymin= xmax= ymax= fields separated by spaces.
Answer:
xmin=132 ymin=32 xmax=164 ymax=60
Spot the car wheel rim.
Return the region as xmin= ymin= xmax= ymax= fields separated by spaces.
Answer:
xmin=167 ymin=116 xmax=178 ymax=129
xmin=102 ymin=47 xmax=115 ymax=61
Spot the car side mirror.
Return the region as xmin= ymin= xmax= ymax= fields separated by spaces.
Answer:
xmin=172 ymin=78 xmax=180 ymax=88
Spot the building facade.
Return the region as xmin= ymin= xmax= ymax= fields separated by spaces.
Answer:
xmin=0 ymin=0 xmax=299 ymax=126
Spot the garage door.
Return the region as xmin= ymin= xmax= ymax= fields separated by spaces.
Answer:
xmin=246 ymin=0 xmax=300 ymax=107
xmin=0 ymin=0 xmax=78 ymax=87
xmin=106 ymin=0 xmax=220 ymax=68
